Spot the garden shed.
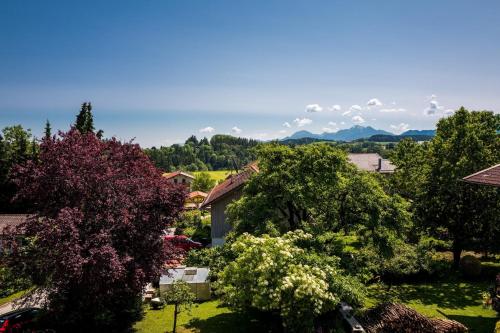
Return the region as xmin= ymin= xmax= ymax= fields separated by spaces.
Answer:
xmin=159 ymin=267 xmax=211 ymax=301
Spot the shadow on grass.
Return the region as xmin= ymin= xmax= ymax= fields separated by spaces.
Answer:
xmin=369 ymin=278 xmax=490 ymax=310
xmin=184 ymin=311 xmax=282 ymax=333
xmin=444 ymin=314 xmax=497 ymax=333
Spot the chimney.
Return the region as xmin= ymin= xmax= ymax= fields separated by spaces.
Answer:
xmin=378 ymin=158 xmax=382 ymax=171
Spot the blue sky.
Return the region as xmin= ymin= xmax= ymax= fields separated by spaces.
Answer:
xmin=1 ymin=1 xmax=499 ymax=147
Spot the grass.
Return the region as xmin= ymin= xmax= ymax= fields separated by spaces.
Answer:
xmin=193 ymin=170 xmax=234 ymax=183
xmin=133 ymin=300 xmax=280 ymax=333
xmin=365 ymin=278 xmax=498 ymax=333
xmin=0 ymin=289 xmax=29 ymax=307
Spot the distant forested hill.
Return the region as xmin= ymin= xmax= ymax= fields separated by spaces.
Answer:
xmin=144 ymin=134 xmax=259 ymax=172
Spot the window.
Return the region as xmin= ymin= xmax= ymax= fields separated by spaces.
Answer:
xmin=174 ymin=179 xmax=178 ymax=184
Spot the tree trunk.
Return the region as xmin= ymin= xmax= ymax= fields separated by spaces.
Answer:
xmin=452 ymin=243 xmax=462 ymax=269
xmin=173 ymin=303 xmax=178 ymax=333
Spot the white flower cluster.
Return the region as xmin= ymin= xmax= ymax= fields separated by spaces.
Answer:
xmin=219 ymin=230 xmax=337 ymax=327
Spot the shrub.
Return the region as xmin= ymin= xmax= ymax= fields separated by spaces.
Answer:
xmin=217 ymin=231 xmax=363 ymax=332
xmin=460 ymin=255 xmax=482 ymax=278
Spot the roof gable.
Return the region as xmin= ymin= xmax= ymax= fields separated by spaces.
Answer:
xmin=463 ymin=164 xmax=500 ymax=187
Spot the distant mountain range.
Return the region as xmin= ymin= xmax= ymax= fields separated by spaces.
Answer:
xmin=282 ymin=126 xmax=436 ymax=142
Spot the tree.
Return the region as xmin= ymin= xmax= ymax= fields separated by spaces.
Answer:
xmin=7 ymin=129 xmax=186 ymax=332
xmin=44 ymin=120 xmax=52 ymax=140
xmin=75 ymin=102 xmax=94 ymax=134
xmin=218 ymin=231 xmax=362 ymax=332
xmin=420 ymin=108 xmax=500 ymax=267
xmin=0 ymin=125 xmax=34 ymax=212
xmin=191 ymin=172 xmax=216 ymax=192
xmin=161 ymin=280 xmax=196 ymax=333
xmin=226 ymin=143 xmax=411 ymax=249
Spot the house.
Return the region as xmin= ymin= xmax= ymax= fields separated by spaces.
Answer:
xmin=163 ymin=171 xmax=195 ymax=188
xmin=463 ymin=164 xmax=500 ymax=187
xmin=200 ymin=163 xmax=259 ymax=246
xmin=185 ymin=191 xmax=208 ymax=210
xmin=159 ymin=266 xmax=211 ymax=301
xmin=0 ymin=214 xmax=30 ymax=253
xmin=348 ymin=153 xmax=395 ymax=173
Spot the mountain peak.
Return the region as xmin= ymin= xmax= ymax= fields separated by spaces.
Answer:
xmin=284 ymin=125 xmax=394 ymax=142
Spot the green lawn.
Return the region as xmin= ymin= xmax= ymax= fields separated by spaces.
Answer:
xmin=133 ymin=300 xmax=280 ymax=333
xmin=193 ymin=170 xmax=234 ymax=183
xmin=366 ymin=279 xmax=498 ymax=333
xmin=0 ymin=289 xmax=29 ymax=307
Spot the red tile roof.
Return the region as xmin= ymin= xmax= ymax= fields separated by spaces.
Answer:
xmin=0 ymin=214 xmax=31 ymax=234
xmin=200 ymin=163 xmax=259 ymax=208
xmin=463 ymin=164 xmax=500 ymax=187
xmin=163 ymin=171 xmax=195 ymax=180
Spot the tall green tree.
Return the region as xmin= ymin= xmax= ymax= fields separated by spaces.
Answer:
xmin=420 ymin=108 xmax=500 ymax=267
xmin=44 ymin=119 xmax=52 ymax=140
xmin=0 ymin=125 xmax=34 ymax=212
xmin=226 ymin=143 xmax=412 ymax=255
xmin=75 ymin=102 xmax=94 ymax=134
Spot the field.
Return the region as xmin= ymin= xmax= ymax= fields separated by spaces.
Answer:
xmin=366 ymin=279 xmax=498 ymax=333
xmin=133 ymin=300 xmax=279 ymax=333
xmin=193 ymin=170 xmax=234 ymax=183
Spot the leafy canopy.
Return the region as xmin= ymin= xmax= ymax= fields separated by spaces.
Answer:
xmin=7 ymin=129 xmax=185 ymax=332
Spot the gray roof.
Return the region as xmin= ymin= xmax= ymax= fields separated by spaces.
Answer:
xmin=160 ymin=267 xmax=210 ymax=284
xmin=348 ymin=153 xmax=395 ymax=173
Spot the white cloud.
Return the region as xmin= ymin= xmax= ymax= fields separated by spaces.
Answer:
xmin=328 ymin=105 xmax=341 ymax=112
xmin=305 ymin=104 xmax=323 ymax=113
xmin=231 ymin=126 xmax=242 ymax=134
xmin=390 ymin=123 xmax=410 ymax=134
xmin=380 ymin=108 xmax=406 ymax=113
xmin=352 ymin=115 xmax=365 ymax=124
xmin=199 ymin=126 xmax=215 ymax=133
xmin=328 ymin=121 xmax=337 ymax=126
xmin=340 ymin=121 xmax=346 ymax=125
xmin=366 ymin=98 xmax=382 ymax=107
xmin=279 ymin=129 xmax=287 ymax=134
xmin=424 ymin=94 xmax=447 ymax=115
xmin=444 ymin=109 xmax=455 ymax=115
xmin=293 ymin=117 xmax=313 ymax=127
xmin=282 ymin=122 xmax=291 ymax=128
xmin=343 ymin=104 xmax=363 ymax=116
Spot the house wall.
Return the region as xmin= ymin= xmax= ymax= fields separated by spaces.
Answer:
xmin=210 ymin=189 xmax=242 ymax=245
xmin=167 ymin=175 xmax=193 ymax=188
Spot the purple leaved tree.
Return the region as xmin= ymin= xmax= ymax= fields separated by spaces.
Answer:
xmin=8 ymin=129 xmax=185 ymax=332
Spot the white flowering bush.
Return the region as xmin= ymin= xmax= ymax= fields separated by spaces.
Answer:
xmin=218 ymin=230 xmax=362 ymax=331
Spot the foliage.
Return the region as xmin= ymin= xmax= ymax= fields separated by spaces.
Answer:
xmin=191 ymin=171 xmax=216 ymax=192
xmin=44 ymin=120 xmax=52 ymax=140
xmin=389 ymin=138 xmax=430 ymax=202
xmin=161 ymin=280 xmax=196 ymax=333
xmin=174 ymin=210 xmax=210 ymax=243
xmin=217 ymin=231 xmax=363 ymax=332
xmin=0 ymin=125 xmax=37 ymax=212
xmin=460 ymin=255 xmax=482 ymax=278
xmin=6 ymin=129 xmax=185 ymax=332
xmin=0 ymin=265 xmax=31 ymax=298
xmin=226 ymin=143 xmax=412 ymax=256
xmin=418 ymin=108 xmax=500 ymax=266
xmin=144 ymin=134 xmax=258 ymax=172
xmin=74 ymin=102 xmax=95 ymax=134
xmin=184 ymin=242 xmax=236 ymax=281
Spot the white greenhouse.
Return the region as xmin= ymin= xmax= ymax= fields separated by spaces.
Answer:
xmin=159 ymin=266 xmax=211 ymax=301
